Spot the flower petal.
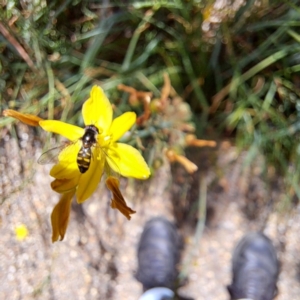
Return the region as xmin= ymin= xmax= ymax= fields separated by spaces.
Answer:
xmin=82 ymin=86 xmax=112 ymax=133
xmin=76 ymin=148 xmax=105 ymax=203
xmin=106 ymin=176 xmax=136 ymax=220
xmin=3 ymin=109 xmax=43 ymax=126
xmin=39 ymin=120 xmax=84 ymax=141
xmin=51 ymin=177 xmax=80 ymax=193
xmin=107 ymin=143 xmax=151 ymax=179
xmin=51 ymin=189 xmax=75 ymax=242
xmin=108 ymin=112 xmax=136 ymax=142
xmin=185 ymin=134 xmax=216 ymax=147
xmin=165 ymin=149 xmax=198 ymax=174
xmin=50 ymin=162 xmax=79 ymax=179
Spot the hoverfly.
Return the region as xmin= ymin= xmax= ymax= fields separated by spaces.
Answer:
xmin=76 ymin=125 xmax=99 ymax=173
xmin=38 ymin=125 xmax=106 ymax=174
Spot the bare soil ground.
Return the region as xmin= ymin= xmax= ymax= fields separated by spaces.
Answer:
xmin=1 ymin=125 xmax=300 ymax=300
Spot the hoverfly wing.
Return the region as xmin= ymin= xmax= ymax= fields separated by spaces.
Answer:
xmin=100 ymin=147 xmax=121 ymax=180
xmin=38 ymin=142 xmax=71 ymax=165
xmin=92 ymin=145 xmax=119 ymax=179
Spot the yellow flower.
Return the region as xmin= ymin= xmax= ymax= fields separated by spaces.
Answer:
xmin=42 ymin=86 xmax=151 ymax=241
xmin=15 ymin=224 xmax=29 ymax=241
xmin=4 ymin=85 xmax=151 ymax=242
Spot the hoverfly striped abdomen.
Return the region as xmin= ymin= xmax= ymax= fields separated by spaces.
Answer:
xmin=77 ymin=147 xmax=92 ymax=173
xmin=77 ymin=125 xmax=99 ymax=173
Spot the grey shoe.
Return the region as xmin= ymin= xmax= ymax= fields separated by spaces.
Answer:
xmin=228 ymin=232 xmax=279 ymax=300
xmin=136 ymin=217 xmax=181 ymax=292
